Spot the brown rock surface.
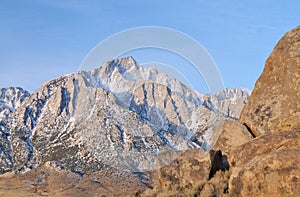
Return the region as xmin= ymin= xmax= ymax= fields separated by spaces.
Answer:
xmin=143 ymin=149 xmax=211 ymax=196
xmin=240 ymin=26 xmax=300 ymax=136
xmin=142 ymin=120 xmax=251 ymax=197
xmin=229 ymin=130 xmax=300 ymax=196
xmin=212 ymin=120 xmax=253 ymax=155
xmin=230 ymin=130 xmax=300 ymax=167
xmin=142 ymin=148 xmax=231 ymax=197
xmin=141 ymin=129 xmax=300 ymax=197
xmin=230 ymin=27 xmax=300 ymax=196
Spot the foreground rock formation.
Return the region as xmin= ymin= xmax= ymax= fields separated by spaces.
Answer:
xmin=240 ymin=26 xmax=300 ymax=136
xmin=229 ymin=130 xmax=300 ymax=196
xmin=229 ymin=27 xmax=300 ymax=196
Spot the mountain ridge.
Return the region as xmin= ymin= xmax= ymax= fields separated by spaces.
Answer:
xmin=0 ymin=56 xmax=252 ymax=196
xmin=0 ymin=57 xmax=249 ymax=176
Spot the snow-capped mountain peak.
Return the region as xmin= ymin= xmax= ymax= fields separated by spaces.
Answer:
xmin=0 ymin=57 xmax=250 ymax=175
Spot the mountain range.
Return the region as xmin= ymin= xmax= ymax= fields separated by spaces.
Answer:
xmin=0 ymin=26 xmax=299 ymax=197
xmin=0 ymin=56 xmax=249 ymax=176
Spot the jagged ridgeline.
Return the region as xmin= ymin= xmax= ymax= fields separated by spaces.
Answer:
xmin=0 ymin=56 xmax=249 ymax=174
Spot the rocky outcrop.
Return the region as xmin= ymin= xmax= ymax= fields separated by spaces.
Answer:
xmin=142 ymin=121 xmax=253 ymax=197
xmin=229 ymin=26 xmax=300 ymax=196
xmin=143 ymin=117 xmax=300 ymax=197
xmin=226 ymin=26 xmax=300 ymax=196
xmin=143 ymin=149 xmax=211 ymax=196
xmin=211 ymin=120 xmax=253 ymax=155
xmin=240 ymin=26 xmax=300 ymax=136
xmin=229 ymin=130 xmax=300 ymax=196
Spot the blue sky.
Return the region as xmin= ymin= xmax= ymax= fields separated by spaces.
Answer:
xmin=0 ymin=0 xmax=299 ymax=93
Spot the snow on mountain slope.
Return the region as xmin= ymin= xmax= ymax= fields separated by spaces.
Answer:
xmin=0 ymin=87 xmax=30 ymax=120
xmin=0 ymin=87 xmax=30 ymax=173
xmin=1 ymin=57 xmax=250 ymax=176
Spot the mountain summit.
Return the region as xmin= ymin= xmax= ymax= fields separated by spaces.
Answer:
xmin=0 ymin=57 xmax=249 ymax=195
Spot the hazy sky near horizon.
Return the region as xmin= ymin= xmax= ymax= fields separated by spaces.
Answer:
xmin=0 ymin=0 xmax=299 ymax=93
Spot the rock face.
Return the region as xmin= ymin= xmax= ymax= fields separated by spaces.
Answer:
xmin=0 ymin=87 xmax=30 ymax=121
xmin=240 ymin=26 xmax=300 ymax=136
xmin=0 ymin=87 xmax=30 ymax=174
xmin=209 ymin=88 xmax=250 ymax=120
xmin=211 ymin=120 xmax=253 ymax=155
xmin=229 ymin=130 xmax=300 ymax=196
xmin=143 ymin=149 xmax=212 ymax=196
xmin=143 ymin=120 xmax=254 ymax=197
xmin=228 ymin=26 xmax=300 ymax=196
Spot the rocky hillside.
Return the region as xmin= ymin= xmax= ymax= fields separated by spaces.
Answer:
xmin=0 ymin=57 xmax=250 ymax=196
xmin=0 ymin=87 xmax=30 ymax=121
xmin=209 ymin=88 xmax=250 ymax=120
xmin=0 ymin=87 xmax=30 ymax=174
xmin=142 ymin=26 xmax=300 ymax=197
